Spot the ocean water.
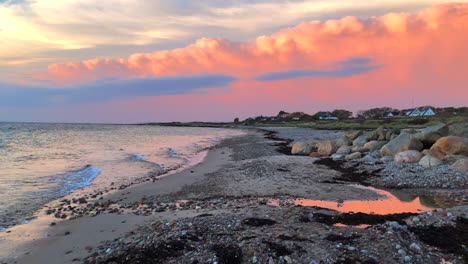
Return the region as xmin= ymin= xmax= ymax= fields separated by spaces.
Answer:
xmin=0 ymin=123 xmax=243 ymax=231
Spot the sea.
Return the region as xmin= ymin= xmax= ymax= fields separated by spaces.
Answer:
xmin=0 ymin=123 xmax=244 ymax=231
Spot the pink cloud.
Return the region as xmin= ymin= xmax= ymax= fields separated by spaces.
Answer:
xmin=26 ymin=3 xmax=468 ymax=121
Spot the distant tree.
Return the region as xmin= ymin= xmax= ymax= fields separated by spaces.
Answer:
xmin=233 ymin=118 xmax=240 ymax=124
xmin=359 ymin=107 xmax=394 ymax=119
xmin=331 ymin=109 xmax=353 ymax=120
xmin=277 ymin=110 xmax=289 ymax=117
xmin=356 ymin=110 xmax=366 ymax=119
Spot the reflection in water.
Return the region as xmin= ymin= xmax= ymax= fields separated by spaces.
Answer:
xmin=269 ymin=185 xmax=462 ymax=215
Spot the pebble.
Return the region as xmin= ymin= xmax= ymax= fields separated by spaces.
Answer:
xmin=409 ymin=243 xmax=422 ymax=254
xmin=284 ymin=256 xmax=293 ymax=264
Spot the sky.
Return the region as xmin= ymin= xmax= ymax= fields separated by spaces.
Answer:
xmin=1 ymin=0 xmax=468 ymax=123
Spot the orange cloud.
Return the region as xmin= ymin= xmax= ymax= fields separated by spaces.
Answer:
xmin=28 ymin=3 xmax=468 ymax=120
xmin=36 ymin=3 xmax=468 ymax=83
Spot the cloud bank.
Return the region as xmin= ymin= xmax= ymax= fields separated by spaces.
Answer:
xmin=1 ymin=3 xmax=468 ymax=122
xmin=0 ymin=74 xmax=236 ymax=107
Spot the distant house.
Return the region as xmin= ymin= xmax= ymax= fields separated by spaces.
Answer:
xmin=420 ymin=107 xmax=436 ymax=116
xmin=384 ymin=111 xmax=402 ymax=118
xmin=279 ymin=113 xmax=291 ymax=119
xmin=406 ymin=109 xmax=422 ymax=116
xmin=291 ymin=112 xmax=305 ymax=121
xmin=318 ymin=112 xmax=338 ymax=120
xmin=406 ymin=107 xmax=436 ymax=117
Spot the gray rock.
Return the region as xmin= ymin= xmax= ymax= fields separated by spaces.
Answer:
xmin=336 ymin=136 xmax=353 ymax=147
xmin=380 ymin=134 xmax=424 ymax=156
xmin=415 ymin=123 xmax=449 ymax=146
xmin=353 ymin=135 xmax=368 ymax=147
xmin=336 ymin=146 xmax=352 ymax=155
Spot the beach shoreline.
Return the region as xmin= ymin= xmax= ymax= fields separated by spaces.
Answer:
xmin=1 ymin=127 xmax=466 ymax=264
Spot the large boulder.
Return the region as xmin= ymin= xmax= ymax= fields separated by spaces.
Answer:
xmin=431 ymin=136 xmax=468 ymax=155
xmin=415 ymin=123 xmax=449 ymax=146
xmin=317 ymin=140 xmax=338 ymax=156
xmin=419 ymin=155 xmax=443 ymax=167
xmin=394 ymin=150 xmax=424 ymax=164
xmin=336 ymin=145 xmax=352 ymax=155
xmin=364 ymin=141 xmax=388 ymax=152
xmin=449 ymin=122 xmax=468 ymax=137
xmin=421 ymin=149 xmax=446 ymax=161
xmin=291 ymin=142 xmax=312 ymax=155
xmin=380 ymin=134 xmax=424 ymax=156
xmin=449 ymin=159 xmax=468 ymax=173
xmin=344 ymin=130 xmax=363 ymax=140
xmin=336 ymin=136 xmax=353 ymax=147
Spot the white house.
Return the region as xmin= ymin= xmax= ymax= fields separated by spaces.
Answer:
xmin=420 ymin=107 xmax=436 ymax=116
xmin=384 ymin=111 xmax=402 ymax=118
xmin=406 ymin=107 xmax=436 ymax=117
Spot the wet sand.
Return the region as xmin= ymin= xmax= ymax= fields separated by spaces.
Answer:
xmin=1 ymin=129 xmax=466 ymax=264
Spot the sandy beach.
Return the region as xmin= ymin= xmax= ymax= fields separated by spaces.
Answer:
xmin=1 ymin=128 xmax=466 ymax=264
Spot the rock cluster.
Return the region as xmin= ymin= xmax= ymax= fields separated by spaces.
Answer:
xmin=290 ymin=122 xmax=468 ymax=174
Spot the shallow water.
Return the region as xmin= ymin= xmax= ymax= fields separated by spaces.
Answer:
xmin=268 ymin=185 xmax=463 ymax=215
xmin=0 ymin=123 xmax=243 ymax=230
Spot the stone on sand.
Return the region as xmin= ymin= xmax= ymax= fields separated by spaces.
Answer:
xmin=418 ymin=155 xmax=443 ymax=167
xmin=449 ymin=159 xmax=468 ymax=173
xmin=291 ymin=142 xmax=312 ymax=155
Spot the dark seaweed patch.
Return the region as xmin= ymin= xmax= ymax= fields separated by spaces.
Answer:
xmin=409 ymin=217 xmax=468 ymax=262
xmin=211 ymin=243 xmax=243 ymax=264
xmin=310 ymin=212 xmax=416 ymax=226
xmin=242 ymin=217 xmax=277 ymax=226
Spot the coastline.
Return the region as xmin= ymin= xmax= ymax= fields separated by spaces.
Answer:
xmin=0 ymin=128 xmax=247 ymax=263
xmin=1 ymin=128 xmax=466 ymax=264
